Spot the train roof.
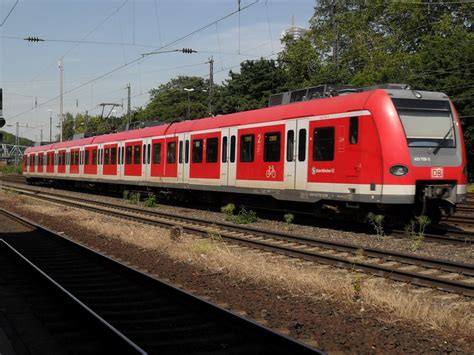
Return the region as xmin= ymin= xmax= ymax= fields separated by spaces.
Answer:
xmin=24 ymin=88 xmax=449 ymax=154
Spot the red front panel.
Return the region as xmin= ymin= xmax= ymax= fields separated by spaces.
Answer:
xmin=70 ymin=149 xmax=80 ymax=174
xmin=83 ymin=146 xmax=98 ymax=175
xmin=58 ymin=150 xmax=66 ymax=174
xmin=189 ymin=132 xmax=221 ymax=180
xmin=46 ymin=152 xmax=54 ymax=173
xmin=150 ymin=138 xmax=165 ymax=177
xmin=103 ymin=144 xmax=118 ymax=176
xmin=164 ymin=137 xmax=178 ymax=178
xmin=124 ymin=141 xmax=142 ymax=177
xmin=236 ymin=124 xmax=285 ymax=181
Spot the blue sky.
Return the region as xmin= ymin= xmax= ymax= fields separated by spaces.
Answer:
xmin=0 ymin=0 xmax=315 ymax=142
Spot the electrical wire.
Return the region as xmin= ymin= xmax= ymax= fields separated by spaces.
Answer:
xmin=0 ymin=0 xmax=19 ymax=27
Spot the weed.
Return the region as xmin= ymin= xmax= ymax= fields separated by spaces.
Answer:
xmin=144 ymin=193 xmax=157 ymax=208
xmin=367 ymin=212 xmax=385 ymax=239
xmin=0 ymin=165 xmax=23 ymax=175
xmin=129 ymin=192 xmax=141 ymax=205
xmin=122 ymin=190 xmax=130 ymax=200
xmin=352 ymin=274 xmax=363 ymax=301
xmin=221 ymin=203 xmax=236 ymax=221
xmin=206 ymin=225 xmax=223 ymax=242
xmin=405 ymin=215 xmax=431 ymax=251
xmin=234 ymin=207 xmax=258 ymax=224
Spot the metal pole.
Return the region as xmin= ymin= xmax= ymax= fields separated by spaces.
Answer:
xmin=15 ymin=121 xmax=19 ymax=166
xmin=187 ymin=91 xmax=190 ymax=120
xmin=49 ymin=110 xmax=52 ymax=142
xmin=40 ymin=126 xmax=43 ymax=146
xmin=127 ymin=83 xmax=131 ymax=125
xmin=208 ymin=56 xmax=214 ymax=116
xmin=59 ymin=58 xmax=64 ymax=142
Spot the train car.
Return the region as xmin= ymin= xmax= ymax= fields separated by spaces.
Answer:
xmin=23 ymin=85 xmax=468 ymax=223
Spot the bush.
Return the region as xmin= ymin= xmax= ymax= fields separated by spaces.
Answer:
xmin=0 ymin=165 xmax=23 ymax=175
xmin=221 ymin=203 xmax=236 ymax=221
xmin=367 ymin=212 xmax=385 ymax=239
xmin=129 ymin=192 xmax=141 ymax=205
xmin=234 ymin=207 xmax=258 ymax=224
xmin=144 ymin=193 xmax=157 ymax=208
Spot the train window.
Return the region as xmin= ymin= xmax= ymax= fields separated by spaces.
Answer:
xmin=167 ymin=142 xmax=176 ymax=164
xmin=313 ymin=127 xmax=335 ymax=161
xmin=222 ymin=137 xmax=228 ymax=163
xmin=185 ymin=140 xmax=189 ymax=163
xmin=287 ymin=130 xmax=294 ymax=162
xmin=142 ymin=144 xmax=146 ymax=164
xmin=104 ymin=148 xmax=110 ymax=165
xmin=153 ymin=143 xmax=161 ymax=164
xmin=111 ymin=148 xmax=117 ymax=165
xmin=126 ymin=146 xmax=132 ymax=164
xmin=264 ymin=132 xmax=281 ymax=162
xmin=134 ymin=145 xmax=141 ymax=164
xmin=179 ymin=141 xmax=183 ymax=163
xmin=92 ymin=149 xmax=97 ymax=165
xmin=298 ymin=129 xmax=306 ymax=162
xmin=147 ymin=144 xmax=150 ymax=165
xmin=121 ymin=147 xmax=124 ymax=164
xmin=230 ymin=136 xmax=236 ymax=163
xmin=240 ymin=134 xmax=254 ymax=162
xmin=192 ymin=139 xmax=203 ymax=163
xmin=349 ymin=117 xmax=358 ymax=144
xmin=45 ymin=154 xmax=48 ymax=166
xmin=85 ymin=150 xmax=90 ymax=165
xmin=206 ymin=138 xmax=218 ymax=163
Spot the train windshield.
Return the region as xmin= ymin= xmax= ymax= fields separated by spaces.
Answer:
xmin=393 ymin=98 xmax=455 ymax=148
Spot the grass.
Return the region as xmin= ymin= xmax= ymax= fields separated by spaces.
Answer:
xmin=0 ymin=165 xmax=23 ymax=175
xmin=6 ymin=193 xmax=473 ymax=341
xmin=467 ymin=184 xmax=474 ymax=193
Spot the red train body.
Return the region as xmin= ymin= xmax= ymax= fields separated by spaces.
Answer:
xmin=23 ymin=88 xmax=468 ymax=222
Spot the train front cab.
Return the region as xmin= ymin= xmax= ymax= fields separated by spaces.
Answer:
xmin=368 ymin=89 xmax=468 ymax=222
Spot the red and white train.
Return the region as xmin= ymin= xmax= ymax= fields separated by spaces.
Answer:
xmin=23 ymin=86 xmax=468 ymax=222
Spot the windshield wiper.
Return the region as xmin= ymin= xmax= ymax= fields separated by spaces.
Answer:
xmin=432 ymin=125 xmax=454 ymax=154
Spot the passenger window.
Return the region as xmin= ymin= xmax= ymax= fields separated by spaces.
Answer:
xmin=111 ymin=148 xmax=117 ymax=164
xmin=179 ymin=141 xmax=183 ymax=163
xmin=121 ymin=147 xmax=124 ymax=164
xmin=153 ymin=143 xmax=161 ymax=164
xmin=45 ymin=154 xmax=48 ymax=166
xmin=349 ymin=117 xmax=358 ymax=144
xmin=134 ymin=145 xmax=141 ymax=164
xmin=240 ymin=134 xmax=254 ymax=162
xmin=313 ymin=127 xmax=335 ymax=161
xmin=298 ymin=129 xmax=306 ymax=162
xmin=85 ymin=150 xmax=90 ymax=165
xmin=104 ymin=148 xmax=110 ymax=165
xmin=192 ymin=139 xmax=203 ymax=163
xmin=143 ymin=144 xmax=146 ymax=164
xmin=206 ymin=138 xmax=218 ymax=163
xmin=167 ymin=142 xmax=176 ymax=164
xmin=126 ymin=146 xmax=132 ymax=164
xmin=264 ymin=132 xmax=281 ymax=162
xmin=185 ymin=140 xmax=189 ymax=163
xmin=222 ymin=137 xmax=228 ymax=163
xmin=230 ymin=136 xmax=236 ymax=163
xmin=147 ymin=144 xmax=150 ymax=164
xmin=92 ymin=149 xmax=97 ymax=165
xmin=287 ymin=130 xmax=294 ymax=162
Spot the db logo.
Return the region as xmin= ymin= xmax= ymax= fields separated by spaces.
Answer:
xmin=431 ymin=167 xmax=444 ymax=179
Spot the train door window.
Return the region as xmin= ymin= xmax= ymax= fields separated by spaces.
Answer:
xmin=134 ymin=145 xmax=141 ymax=164
xmin=185 ymin=140 xmax=189 ymax=163
xmin=104 ymin=148 xmax=110 ymax=165
xmin=92 ymin=149 xmax=97 ymax=165
xmin=111 ymin=148 xmax=117 ymax=164
xmin=142 ymin=144 xmax=146 ymax=164
xmin=153 ymin=143 xmax=161 ymax=164
xmin=45 ymin=154 xmax=48 ymax=166
xmin=286 ymin=130 xmax=294 ymax=162
xmin=349 ymin=116 xmax=358 ymax=144
xmin=126 ymin=146 xmax=132 ymax=164
xmin=206 ymin=138 xmax=218 ymax=163
xmin=240 ymin=134 xmax=254 ymax=162
xmin=85 ymin=150 xmax=90 ymax=165
xmin=192 ymin=139 xmax=203 ymax=163
xmin=167 ymin=142 xmax=176 ymax=164
xmin=230 ymin=136 xmax=236 ymax=163
xmin=147 ymin=144 xmax=150 ymax=164
xmin=121 ymin=147 xmax=124 ymax=164
xmin=264 ymin=132 xmax=281 ymax=162
xmin=222 ymin=137 xmax=228 ymax=163
xmin=298 ymin=129 xmax=306 ymax=162
xmin=179 ymin=141 xmax=183 ymax=163
xmin=313 ymin=127 xmax=335 ymax=161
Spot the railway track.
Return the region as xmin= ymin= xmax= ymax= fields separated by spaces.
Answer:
xmin=0 ymin=208 xmax=319 ymax=354
xmin=3 ymin=184 xmax=473 ymax=297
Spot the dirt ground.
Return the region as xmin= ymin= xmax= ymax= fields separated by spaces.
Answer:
xmin=0 ymin=192 xmax=472 ymax=354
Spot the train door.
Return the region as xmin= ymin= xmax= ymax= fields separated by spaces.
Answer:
xmin=294 ymin=120 xmax=309 ymax=191
xmin=227 ymin=127 xmax=238 ymax=187
xmin=344 ymin=116 xmax=361 ymax=183
xmin=284 ymin=121 xmax=297 ymax=189
xmin=176 ymin=133 xmax=186 ymax=182
xmin=220 ymin=128 xmax=230 ymax=186
xmin=182 ymin=133 xmax=190 ymax=183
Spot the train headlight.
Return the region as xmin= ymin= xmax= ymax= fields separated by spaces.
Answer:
xmin=389 ymin=165 xmax=408 ymax=176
